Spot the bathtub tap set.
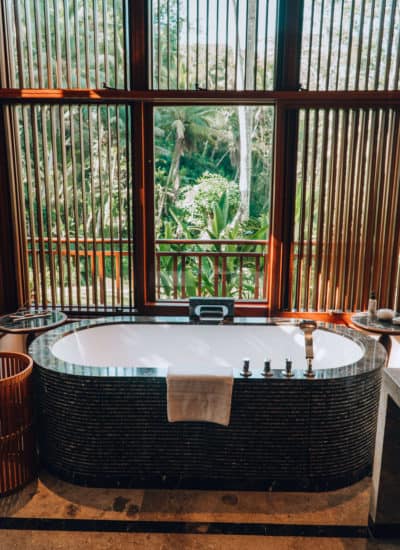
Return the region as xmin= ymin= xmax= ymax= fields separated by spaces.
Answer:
xmin=188 ymin=299 xmax=319 ymax=377
xmin=240 ymin=316 xmax=318 ymax=378
xmin=240 ymin=357 xmax=297 ymax=377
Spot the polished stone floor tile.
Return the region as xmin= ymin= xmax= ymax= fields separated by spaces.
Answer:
xmin=2 ymin=471 xmax=398 ymax=549
xmin=0 ymin=471 xmax=371 ymax=527
xmin=0 ymin=531 xmax=400 ymax=550
xmin=139 ymin=478 xmax=370 ymax=525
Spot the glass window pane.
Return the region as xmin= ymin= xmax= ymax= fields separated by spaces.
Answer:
xmin=300 ymin=0 xmax=400 ymax=91
xmin=7 ymin=104 xmax=133 ymax=310
xmin=1 ymin=1 xmax=127 ymax=88
xmin=151 ymin=0 xmax=277 ymax=90
xmin=292 ymin=107 xmax=400 ymax=311
xmin=154 ymin=105 xmax=273 ymax=300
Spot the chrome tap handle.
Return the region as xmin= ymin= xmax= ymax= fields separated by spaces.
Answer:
xmin=240 ymin=358 xmax=252 ymax=377
xmin=262 ymin=359 xmax=273 ymax=377
xmin=283 ymin=357 xmax=294 ymax=378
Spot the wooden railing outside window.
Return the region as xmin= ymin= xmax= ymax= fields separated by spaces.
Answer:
xmin=27 ymin=238 xmax=269 ymax=306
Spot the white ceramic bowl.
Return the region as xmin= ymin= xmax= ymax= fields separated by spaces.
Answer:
xmin=376 ymin=308 xmax=395 ymax=321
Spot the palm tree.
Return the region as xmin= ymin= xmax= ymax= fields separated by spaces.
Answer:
xmin=231 ymin=0 xmax=258 ymax=224
xmin=154 ymin=106 xmax=228 ymax=232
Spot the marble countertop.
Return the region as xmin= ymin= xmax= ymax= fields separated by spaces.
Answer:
xmin=351 ymin=313 xmax=400 ymax=335
xmin=384 ymin=368 xmax=400 ymax=397
xmin=0 ymin=309 xmax=67 ymax=334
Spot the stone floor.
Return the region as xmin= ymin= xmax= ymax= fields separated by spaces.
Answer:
xmin=2 ymin=531 xmax=400 ymax=549
xmin=1 ymin=471 xmax=400 ymax=549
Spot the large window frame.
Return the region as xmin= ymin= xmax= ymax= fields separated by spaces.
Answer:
xmin=1 ymin=0 xmax=400 ymax=319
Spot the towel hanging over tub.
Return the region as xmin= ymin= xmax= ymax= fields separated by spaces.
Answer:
xmin=166 ymin=365 xmax=234 ymax=426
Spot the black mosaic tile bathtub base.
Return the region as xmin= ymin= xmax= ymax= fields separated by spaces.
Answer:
xmin=34 ymin=367 xmax=382 ymax=491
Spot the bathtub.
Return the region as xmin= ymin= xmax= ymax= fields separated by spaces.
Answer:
xmin=29 ymin=317 xmax=386 ymax=491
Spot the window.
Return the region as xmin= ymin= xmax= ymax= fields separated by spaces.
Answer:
xmin=300 ymin=0 xmax=400 ymax=91
xmin=292 ymin=108 xmax=400 ymax=311
xmin=1 ymin=0 xmax=400 ymax=316
xmin=151 ymin=0 xmax=277 ymax=90
xmin=7 ymin=104 xmax=133 ymax=310
xmin=1 ymin=0 xmax=127 ymax=89
xmin=154 ymin=105 xmax=273 ymax=301
xmin=0 ymin=0 xmax=131 ymax=311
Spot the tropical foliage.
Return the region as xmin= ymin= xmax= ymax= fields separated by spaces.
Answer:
xmin=154 ymin=105 xmax=272 ymax=299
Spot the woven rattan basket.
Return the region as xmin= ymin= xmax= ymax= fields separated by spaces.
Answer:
xmin=0 ymin=351 xmax=36 ymax=495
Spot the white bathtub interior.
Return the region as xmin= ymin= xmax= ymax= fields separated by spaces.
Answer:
xmin=51 ymin=324 xmax=364 ymax=372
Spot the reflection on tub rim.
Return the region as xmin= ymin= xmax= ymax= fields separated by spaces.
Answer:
xmin=28 ymin=315 xmax=386 ymax=380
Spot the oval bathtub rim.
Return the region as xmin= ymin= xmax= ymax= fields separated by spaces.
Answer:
xmin=28 ymin=316 xmax=386 ymax=380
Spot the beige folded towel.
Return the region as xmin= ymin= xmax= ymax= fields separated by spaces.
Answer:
xmin=167 ymin=365 xmax=234 ymax=426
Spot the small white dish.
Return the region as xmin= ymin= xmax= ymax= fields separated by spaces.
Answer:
xmin=392 ymin=316 xmax=400 ymax=325
xmin=376 ymin=308 xmax=395 ymax=321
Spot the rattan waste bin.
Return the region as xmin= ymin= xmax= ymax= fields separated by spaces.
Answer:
xmin=0 ymin=351 xmax=36 ymax=495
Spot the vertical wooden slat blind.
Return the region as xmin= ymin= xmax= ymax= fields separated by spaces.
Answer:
xmin=1 ymin=0 xmax=400 ymax=315
xmin=292 ymin=107 xmax=400 ymax=312
xmin=152 ymin=0 xmax=277 ymax=90
xmin=4 ymin=104 xmax=133 ymax=311
xmin=301 ymin=0 xmax=400 ymax=91
xmin=0 ymin=0 xmax=127 ymax=89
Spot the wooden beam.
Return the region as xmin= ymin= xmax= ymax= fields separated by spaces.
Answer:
xmin=129 ymin=0 xmax=149 ymax=91
xmin=0 ymin=107 xmax=18 ymax=313
xmin=275 ymin=0 xmax=304 ymax=91
xmin=270 ymin=0 xmax=304 ymax=312
xmin=1 ymin=89 xmax=400 ymax=107
xmin=132 ymin=102 xmax=147 ymax=310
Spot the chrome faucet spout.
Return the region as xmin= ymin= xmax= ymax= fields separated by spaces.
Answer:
xmin=299 ymin=320 xmax=317 ymax=378
xmin=304 ymin=333 xmax=314 ymax=361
